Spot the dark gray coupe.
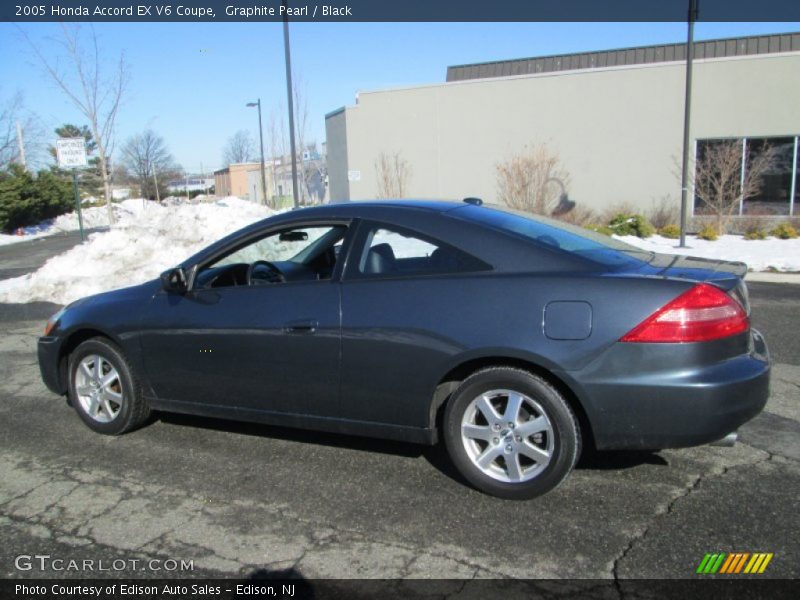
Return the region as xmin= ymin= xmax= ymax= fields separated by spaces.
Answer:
xmin=38 ymin=199 xmax=770 ymax=499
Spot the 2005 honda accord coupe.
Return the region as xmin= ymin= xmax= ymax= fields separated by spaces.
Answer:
xmin=38 ymin=199 xmax=770 ymax=499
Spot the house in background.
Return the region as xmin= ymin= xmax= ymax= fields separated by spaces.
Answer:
xmin=214 ymin=162 xmax=263 ymax=200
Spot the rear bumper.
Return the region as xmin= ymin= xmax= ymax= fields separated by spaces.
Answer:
xmin=38 ymin=335 xmax=65 ymax=395
xmin=566 ymin=329 xmax=770 ymax=450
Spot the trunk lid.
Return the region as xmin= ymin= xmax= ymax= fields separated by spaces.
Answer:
xmin=628 ymin=253 xmax=751 ymax=313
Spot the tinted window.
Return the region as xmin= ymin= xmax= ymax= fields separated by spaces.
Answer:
xmin=357 ymin=226 xmax=489 ymax=277
xmin=453 ymin=205 xmax=652 ymax=270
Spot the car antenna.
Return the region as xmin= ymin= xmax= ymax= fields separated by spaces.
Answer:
xmin=463 ymin=197 xmax=483 ymax=206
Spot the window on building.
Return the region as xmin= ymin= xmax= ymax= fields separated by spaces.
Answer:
xmin=694 ymin=136 xmax=798 ymax=217
xmin=693 ymin=139 xmax=742 ymax=217
xmin=742 ymin=137 xmax=794 ymax=215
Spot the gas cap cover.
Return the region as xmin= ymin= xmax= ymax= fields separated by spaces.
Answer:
xmin=544 ymin=301 xmax=593 ymax=340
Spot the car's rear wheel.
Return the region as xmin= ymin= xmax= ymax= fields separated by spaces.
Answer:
xmin=443 ymin=367 xmax=580 ymax=499
xmin=67 ymin=337 xmax=150 ymax=435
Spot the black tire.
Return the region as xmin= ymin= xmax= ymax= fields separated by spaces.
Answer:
xmin=443 ymin=367 xmax=580 ymax=500
xmin=67 ymin=337 xmax=150 ymax=435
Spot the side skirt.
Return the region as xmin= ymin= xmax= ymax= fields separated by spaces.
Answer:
xmin=145 ymin=396 xmax=437 ymax=445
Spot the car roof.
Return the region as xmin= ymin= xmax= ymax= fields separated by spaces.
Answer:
xmin=284 ymin=199 xmax=466 ymax=217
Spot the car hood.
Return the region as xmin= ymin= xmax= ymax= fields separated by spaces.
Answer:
xmin=68 ymin=279 xmax=162 ymax=310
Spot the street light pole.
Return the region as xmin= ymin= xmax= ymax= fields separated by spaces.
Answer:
xmin=246 ymin=98 xmax=268 ymax=206
xmin=678 ymin=0 xmax=699 ymax=248
xmin=282 ymin=0 xmax=300 ymax=209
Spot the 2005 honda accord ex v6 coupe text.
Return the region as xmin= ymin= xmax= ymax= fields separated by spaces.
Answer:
xmin=38 ymin=199 xmax=770 ymax=499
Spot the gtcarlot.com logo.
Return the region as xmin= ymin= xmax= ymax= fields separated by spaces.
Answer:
xmin=696 ymin=552 xmax=773 ymax=574
xmin=14 ymin=554 xmax=194 ymax=572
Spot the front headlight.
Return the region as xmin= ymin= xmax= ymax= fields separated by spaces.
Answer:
xmin=44 ymin=308 xmax=66 ymax=336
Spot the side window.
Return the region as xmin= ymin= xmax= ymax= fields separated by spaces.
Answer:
xmin=357 ymin=226 xmax=489 ymax=277
xmin=196 ymin=225 xmax=347 ymax=288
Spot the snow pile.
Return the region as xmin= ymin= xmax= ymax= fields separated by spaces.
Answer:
xmin=615 ymin=234 xmax=800 ymax=272
xmin=0 ymin=197 xmax=273 ymax=305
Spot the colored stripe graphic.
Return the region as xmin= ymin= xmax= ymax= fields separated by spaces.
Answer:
xmin=696 ymin=554 xmax=712 ymax=574
xmin=701 ymin=552 xmax=774 ymax=574
xmin=720 ymin=553 xmax=736 ymax=573
xmin=758 ymin=553 xmax=773 ymax=573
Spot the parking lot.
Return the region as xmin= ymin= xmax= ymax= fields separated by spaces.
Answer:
xmin=0 ymin=234 xmax=798 ymax=581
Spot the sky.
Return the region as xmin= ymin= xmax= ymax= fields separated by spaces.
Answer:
xmin=1 ymin=21 xmax=798 ymax=174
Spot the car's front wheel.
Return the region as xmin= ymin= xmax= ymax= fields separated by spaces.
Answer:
xmin=443 ymin=367 xmax=580 ymax=499
xmin=67 ymin=337 xmax=150 ymax=435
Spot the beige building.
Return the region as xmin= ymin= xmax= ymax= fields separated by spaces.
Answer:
xmin=214 ymin=162 xmax=263 ymax=200
xmin=326 ymin=32 xmax=800 ymax=218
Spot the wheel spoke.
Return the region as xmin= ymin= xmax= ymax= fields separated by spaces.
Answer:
xmin=516 ymin=416 xmax=551 ymax=438
xmin=506 ymin=453 xmax=523 ymax=481
xmin=94 ymin=356 xmax=103 ymax=379
xmin=75 ymin=385 xmax=92 ymax=397
xmin=100 ymin=369 xmax=118 ymax=389
xmin=476 ymin=444 xmax=503 ymax=469
xmin=519 ymin=441 xmax=551 ymax=465
xmin=503 ymin=392 xmax=524 ymax=424
xmin=101 ymin=397 xmax=115 ymax=417
xmin=102 ymin=388 xmax=122 ymax=402
xmin=80 ymin=361 xmax=94 ymax=380
xmin=476 ymin=395 xmax=501 ymax=423
xmin=86 ymin=395 xmax=100 ymax=416
xmin=462 ymin=423 xmax=493 ymax=442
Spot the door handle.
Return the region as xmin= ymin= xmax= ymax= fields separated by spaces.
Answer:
xmin=283 ymin=319 xmax=318 ymax=334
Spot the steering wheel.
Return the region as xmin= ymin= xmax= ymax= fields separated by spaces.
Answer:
xmin=247 ymin=260 xmax=285 ymax=285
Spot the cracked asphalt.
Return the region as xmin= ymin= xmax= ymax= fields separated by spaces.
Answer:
xmin=0 ymin=233 xmax=798 ymax=581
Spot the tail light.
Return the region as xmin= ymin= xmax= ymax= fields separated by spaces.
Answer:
xmin=620 ymin=283 xmax=748 ymax=343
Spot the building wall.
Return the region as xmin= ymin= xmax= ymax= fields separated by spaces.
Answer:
xmin=326 ymin=52 xmax=800 ymax=213
xmin=214 ymin=170 xmax=231 ymax=197
xmin=246 ymin=165 xmax=279 ymax=205
xmin=325 ymin=109 xmax=350 ymax=202
xmin=215 ymin=163 xmax=262 ymax=199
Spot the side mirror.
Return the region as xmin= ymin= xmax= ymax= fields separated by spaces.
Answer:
xmin=160 ymin=267 xmax=188 ymax=294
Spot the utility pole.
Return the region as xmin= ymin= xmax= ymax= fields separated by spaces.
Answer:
xmin=16 ymin=122 xmax=26 ymax=169
xmin=283 ymin=0 xmax=300 ymax=209
xmin=678 ymin=0 xmax=699 ymax=248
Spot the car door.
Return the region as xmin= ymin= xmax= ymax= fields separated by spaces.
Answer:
xmin=338 ymin=221 xmax=492 ymax=429
xmin=139 ymin=223 xmax=350 ymax=419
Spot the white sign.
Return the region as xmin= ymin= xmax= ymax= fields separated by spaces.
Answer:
xmin=347 ymin=170 xmax=361 ymax=182
xmin=56 ymin=137 xmax=88 ymax=168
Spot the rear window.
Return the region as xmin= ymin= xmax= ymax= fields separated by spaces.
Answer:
xmin=452 ymin=204 xmax=653 ymax=270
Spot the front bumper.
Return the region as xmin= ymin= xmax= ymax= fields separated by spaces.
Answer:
xmin=565 ymin=329 xmax=770 ymax=450
xmin=38 ymin=335 xmax=66 ymax=395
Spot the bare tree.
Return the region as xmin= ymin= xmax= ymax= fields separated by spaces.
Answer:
xmin=222 ymin=130 xmax=255 ymax=165
xmin=374 ymin=152 xmax=412 ymax=199
xmin=0 ymin=91 xmax=45 ymax=169
xmin=292 ymin=76 xmax=313 ymax=203
xmin=495 ymin=143 xmax=570 ymax=215
xmin=692 ymin=140 xmax=779 ymax=233
xmin=119 ymin=129 xmax=179 ymax=200
xmin=266 ymin=107 xmax=287 ymax=204
xmin=22 ymin=25 xmax=129 ymax=224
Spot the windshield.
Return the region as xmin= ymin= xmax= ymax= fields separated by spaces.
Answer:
xmin=453 ymin=204 xmax=653 ymax=270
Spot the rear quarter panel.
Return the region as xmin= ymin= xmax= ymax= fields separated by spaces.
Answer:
xmin=338 ymin=272 xmax=693 ymax=429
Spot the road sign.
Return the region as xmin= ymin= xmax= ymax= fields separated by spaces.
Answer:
xmin=55 ymin=137 xmax=88 ymax=169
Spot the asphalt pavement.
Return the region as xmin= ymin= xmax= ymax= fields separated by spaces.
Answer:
xmin=0 ymin=235 xmax=798 ymax=583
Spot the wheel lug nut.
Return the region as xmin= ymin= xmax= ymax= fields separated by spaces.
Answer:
xmin=493 ymin=437 xmax=499 ymax=445
xmin=492 ymin=423 xmax=501 ymax=431
xmin=505 ymin=444 xmax=513 ymax=453
xmin=515 ymin=435 xmax=522 ymax=442
xmin=508 ymin=422 xmax=515 ymax=429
